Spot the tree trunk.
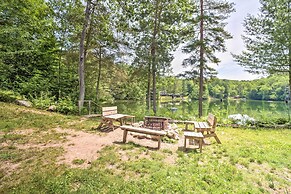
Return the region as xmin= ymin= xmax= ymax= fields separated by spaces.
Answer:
xmin=58 ymin=47 xmax=62 ymax=100
xmin=289 ymin=46 xmax=291 ymax=101
xmin=198 ymin=0 xmax=204 ymax=118
xmin=96 ymin=46 xmax=102 ymax=102
xmin=152 ymin=45 xmax=157 ymax=115
xmin=78 ymin=0 xmax=91 ymax=113
xmin=151 ymin=0 xmax=162 ymax=115
xmin=289 ymin=5 xmax=291 ymax=100
xmin=147 ymin=63 xmax=151 ymax=111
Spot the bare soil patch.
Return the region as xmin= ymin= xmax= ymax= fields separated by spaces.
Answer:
xmin=2 ymin=127 xmax=189 ymax=169
xmin=55 ymin=127 xmax=183 ymax=168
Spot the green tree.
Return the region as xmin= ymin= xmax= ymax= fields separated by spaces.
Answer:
xmin=182 ymin=0 xmax=235 ymax=117
xmin=0 ymin=0 xmax=58 ymax=96
xmin=120 ymin=0 xmax=191 ymax=114
xmin=78 ymin=0 xmax=93 ymax=110
xmin=233 ymin=0 xmax=291 ymax=96
xmin=47 ymin=0 xmax=83 ymax=100
xmin=84 ymin=0 xmax=120 ymax=102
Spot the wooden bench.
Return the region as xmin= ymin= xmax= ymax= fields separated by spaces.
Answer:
xmin=97 ymin=106 xmax=135 ymax=131
xmin=184 ymin=131 xmax=204 ymax=152
xmin=143 ymin=116 xmax=170 ymax=130
xmin=193 ymin=113 xmax=221 ymax=144
xmin=120 ymin=125 xmax=167 ymax=149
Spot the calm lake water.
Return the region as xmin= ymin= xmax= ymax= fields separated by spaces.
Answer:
xmin=102 ymin=99 xmax=290 ymax=122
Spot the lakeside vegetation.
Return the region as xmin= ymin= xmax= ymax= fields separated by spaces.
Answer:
xmin=1 ymin=74 xmax=289 ymax=113
xmin=0 ymin=102 xmax=290 ymax=193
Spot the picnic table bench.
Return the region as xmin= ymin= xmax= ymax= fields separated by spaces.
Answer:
xmin=97 ymin=106 xmax=135 ymax=131
xmin=120 ymin=125 xmax=167 ymax=149
xmin=194 ymin=114 xmax=221 ymax=144
xmin=189 ymin=113 xmax=221 ymax=144
xmin=183 ymin=114 xmax=221 ymax=152
xmin=184 ymin=131 xmax=204 ymax=152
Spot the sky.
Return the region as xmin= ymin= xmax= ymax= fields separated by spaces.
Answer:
xmin=171 ymin=0 xmax=262 ymax=80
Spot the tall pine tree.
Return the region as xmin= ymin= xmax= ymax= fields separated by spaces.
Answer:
xmin=182 ymin=0 xmax=234 ymax=117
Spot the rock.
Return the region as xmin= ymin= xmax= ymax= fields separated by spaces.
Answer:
xmin=132 ymin=123 xmax=139 ymax=127
xmin=48 ymin=105 xmax=56 ymax=112
xmin=166 ymin=130 xmax=180 ymax=140
xmin=166 ymin=131 xmax=175 ymax=138
xmin=228 ymin=114 xmax=243 ymax=121
xmin=228 ymin=114 xmax=255 ymax=125
xmin=173 ymin=133 xmax=179 ymax=140
xmin=15 ymin=100 xmax=32 ymax=107
xmin=170 ymin=123 xmax=178 ymax=130
xmin=132 ymin=121 xmax=144 ymax=127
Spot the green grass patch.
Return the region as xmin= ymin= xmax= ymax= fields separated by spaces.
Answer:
xmin=0 ymin=102 xmax=290 ymax=193
xmin=0 ymin=102 xmax=100 ymax=132
xmin=72 ymin=159 xmax=85 ymax=165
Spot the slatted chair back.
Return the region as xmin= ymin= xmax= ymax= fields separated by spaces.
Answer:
xmin=102 ymin=106 xmax=118 ymax=116
xmin=207 ymin=113 xmax=217 ymax=132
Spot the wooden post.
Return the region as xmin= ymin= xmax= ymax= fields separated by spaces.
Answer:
xmin=199 ymin=139 xmax=202 ymax=153
xmin=88 ymin=100 xmax=91 ymax=115
xmin=214 ymin=135 xmax=221 ymax=144
xmin=123 ymin=129 xmax=128 ymax=143
xmin=78 ymin=100 xmax=81 ymax=115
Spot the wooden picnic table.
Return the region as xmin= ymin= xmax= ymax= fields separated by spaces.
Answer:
xmin=97 ymin=107 xmax=135 ymax=131
xmin=193 ymin=114 xmax=221 ymax=144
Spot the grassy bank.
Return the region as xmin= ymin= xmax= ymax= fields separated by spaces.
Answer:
xmin=0 ymin=102 xmax=290 ymax=193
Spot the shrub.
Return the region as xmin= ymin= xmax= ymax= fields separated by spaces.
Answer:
xmin=273 ymin=117 xmax=288 ymax=125
xmin=0 ymin=90 xmax=22 ymax=102
xmin=30 ymin=92 xmax=55 ymax=109
xmin=56 ymin=97 xmax=78 ymax=114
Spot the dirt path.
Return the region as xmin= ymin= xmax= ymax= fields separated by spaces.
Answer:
xmin=56 ymin=128 xmax=124 ymax=167
xmin=55 ymin=127 xmax=185 ymax=168
xmin=1 ymin=126 xmax=190 ymax=169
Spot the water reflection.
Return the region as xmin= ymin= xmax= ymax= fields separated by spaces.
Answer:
xmin=104 ymin=99 xmax=289 ymax=121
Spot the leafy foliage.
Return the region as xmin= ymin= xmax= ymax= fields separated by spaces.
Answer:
xmin=0 ymin=90 xmax=22 ymax=102
xmin=233 ymin=0 xmax=291 ymax=96
xmin=208 ymin=75 xmax=289 ymax=101
xmin=56 ymin=97 xmax=78 ymax=114
xmin=182 ymin=0 xmax=235 ymax=71
xmin=0 ymin=0 xmax=59 ymax=96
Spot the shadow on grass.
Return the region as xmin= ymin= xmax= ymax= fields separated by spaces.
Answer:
xmin=178 ymin=146 xmax=201 ymax=154
xmin=113 ymin=141 xmax=160 ymax=151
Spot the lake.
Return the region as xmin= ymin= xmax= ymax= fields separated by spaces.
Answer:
xmin=102 ymin=99 xmax=290 ymax=122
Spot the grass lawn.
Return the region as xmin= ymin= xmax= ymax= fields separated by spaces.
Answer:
xmin=0 ymin=102 xmax=290 ymax=193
